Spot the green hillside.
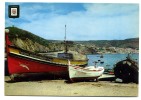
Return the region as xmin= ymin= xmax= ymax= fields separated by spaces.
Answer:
xmin=7 ymin=27 xmax=50 ymax=47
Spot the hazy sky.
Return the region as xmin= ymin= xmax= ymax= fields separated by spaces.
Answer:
xmin=5 ymin=3 xmax=139 ymax=40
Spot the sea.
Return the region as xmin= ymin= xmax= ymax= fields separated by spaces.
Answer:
xmin=87 ymin=53 xmax=139 ymax=69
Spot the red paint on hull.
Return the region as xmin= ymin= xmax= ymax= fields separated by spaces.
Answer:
xmin=8 ymin=54 xmax=67 ymax=75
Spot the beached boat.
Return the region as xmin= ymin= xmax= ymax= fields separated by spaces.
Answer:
xmin=114 ymin=54 xmax=138 ymax=83
xmin=47 ymin=25 xmax=88 ymax=66
xmin=68 ymin=61 xmax=104 ymax=82
xmin=39 ymin=51 xmax=88 ymax=66
xmin=5 ymin=29 xmax=87 ymax=81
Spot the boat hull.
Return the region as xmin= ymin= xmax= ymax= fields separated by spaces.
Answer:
xmin=52 ymin=57 xmax=88 ymax=66
xmin=68 ymin=65 xmax=104 ymax=82
xmin=5 ymin=29 xmax=88 ymax=80
xmin=6 ymin=46 xmax=88 ymax=80
xmin=7 ymin=52 xmax=68 ymax=78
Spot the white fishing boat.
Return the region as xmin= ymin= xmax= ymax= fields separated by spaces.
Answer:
xmin=68 ymin=61 xmax=104 ymax=82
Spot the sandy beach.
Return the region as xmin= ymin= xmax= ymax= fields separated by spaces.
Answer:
xmin=4 ymin=76 xmax=138 ymax=96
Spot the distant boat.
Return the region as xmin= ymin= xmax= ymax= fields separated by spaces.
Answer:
xmin=100 ymin=54 xmax=103 ymax=58
xmin=100 ymin=61 xmax=104 ymax=64
xmin=93 ymin=61 xmax=98 ymax=64
xmin=68 ymin=60 xmax=104 ymax=82
xmin=106 ymin=64 xmax=110 ymax=66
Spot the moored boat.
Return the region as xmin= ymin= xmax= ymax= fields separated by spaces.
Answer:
xmin=68 ymin=60 xmax=104 ymax=82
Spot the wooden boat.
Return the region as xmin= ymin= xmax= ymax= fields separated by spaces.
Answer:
xmin=114 ymin=54 xmax=138 ymax=83
xmin=48 ymin=25 xmax=88 ymax=66
xmin=51 ymin=56 xmax=88 ymax=66
xmin=5 ymin=29 xmax=87 ymax=81
xmin=41 ymin=50 xmax=88 ymax=66
xmin=68 ymin=60 xmax=104 ymax=82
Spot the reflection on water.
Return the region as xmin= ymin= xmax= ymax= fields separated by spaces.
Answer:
xmin=87 ymin=53 xmax=139 ymax=69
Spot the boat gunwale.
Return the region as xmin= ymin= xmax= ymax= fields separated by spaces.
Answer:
xmin=9 ymin=52 xmax=88 ymax=67
xmin=70 ymin=65 xmax=104 ymax=72
xmin=8 ymin=45 xmax=88 ymax=62
xmin=8 ymin=52 xmax=68 ymax=67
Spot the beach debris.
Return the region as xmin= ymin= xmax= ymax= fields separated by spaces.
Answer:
xmin=104 ymin=68 xmax=114 ymax=75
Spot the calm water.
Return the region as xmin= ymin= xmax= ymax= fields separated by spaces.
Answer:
xmin=87 ymin=53 xmax=139 ymax=69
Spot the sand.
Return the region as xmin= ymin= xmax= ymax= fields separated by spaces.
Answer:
xmin=5 ymin=76 xmax=138 ymax=96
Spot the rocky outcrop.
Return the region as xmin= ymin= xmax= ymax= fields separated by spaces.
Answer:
xmin=11 ymin=38 xmax=49 ymax=52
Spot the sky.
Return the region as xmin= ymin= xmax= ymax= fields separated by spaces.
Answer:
xmin=5 ymin=2 xmax=139 ymax=40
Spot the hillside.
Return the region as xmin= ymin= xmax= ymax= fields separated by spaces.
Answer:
xmin=5 ymin=27 xmax=139 ymax=54
xmin=76 ymin=38 xmax=139 ymax=49
xmin=6 ymin=27 xmax=64 ymax=52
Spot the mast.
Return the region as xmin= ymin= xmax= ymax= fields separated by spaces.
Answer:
xmin=64 ymin=25 xmax=66 ymax=42
xmin=64 ymin=25 xmax=68 ymax=53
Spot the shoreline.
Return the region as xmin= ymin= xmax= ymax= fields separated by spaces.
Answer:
xmin=86 ymin=52 xmax=139 ymax=55
xmin=5 ymin=76 xmax=138 ymax=96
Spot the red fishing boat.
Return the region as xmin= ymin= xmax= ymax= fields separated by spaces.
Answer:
xmin=5 ymin=29 xmax=87 ymax=81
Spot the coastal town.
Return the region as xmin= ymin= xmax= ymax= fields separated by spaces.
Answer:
xmin=92 ymin=46 xmax=139 ymax=54
xmin=67 ymin=42 xmax=139 ymax=55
